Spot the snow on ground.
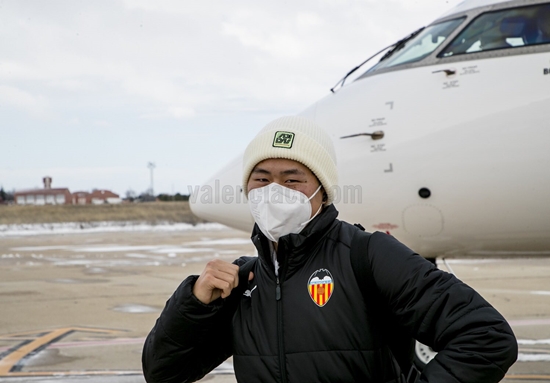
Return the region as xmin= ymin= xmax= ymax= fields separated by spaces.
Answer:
xmin=0 ymin=221 xmax=227 ymax=237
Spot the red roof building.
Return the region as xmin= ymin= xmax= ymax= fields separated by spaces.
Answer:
xmin=14 ymin=177 xmax=71 ymax=205
xmin=72 ymin=191 xmax=91 ymax=205
xmin=90 ymin=189 xmax=121 ymax=204
xmin=14 ymin=177 xmax=121 ymax=206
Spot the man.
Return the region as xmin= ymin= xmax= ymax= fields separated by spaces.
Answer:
xmin=142 ymin=116 xmax=517 ymax=382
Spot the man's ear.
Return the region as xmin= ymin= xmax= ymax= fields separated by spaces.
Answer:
xmin=322 ymin=189 xmax=328 ymax=203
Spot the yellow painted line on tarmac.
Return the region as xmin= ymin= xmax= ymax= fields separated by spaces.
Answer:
xmin=0 ymin=327 xmax=120 ymax=340
xmin=504 ymin=375 xmax=550 ymax=381
xmin=0 ymin=327 xmax=126 ymax=377
xmin=5 ymin=370 xmax=141 ymax=377
xmin=0 ymin=327 xmax=71 ymax=375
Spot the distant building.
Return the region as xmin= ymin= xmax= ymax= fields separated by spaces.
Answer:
xmin=72 ymin=191 xmax=91 ymax=205
xmin=14 ymin=177 xmax=71 ymax=205
xmin=14 ymin=177 xmax=122 ymax=206
xmin=90 ymin=189 xmax=121 ymax=205
xmin=71 ymin=190 xmax=121 ymax=205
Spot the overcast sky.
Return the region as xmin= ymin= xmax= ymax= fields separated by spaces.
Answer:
xmin=1 ymin=0 xmax=461 ymax=196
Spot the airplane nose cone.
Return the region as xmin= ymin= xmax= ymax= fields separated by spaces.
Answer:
xmin=189 ymin=155 xmax=254 ymax=232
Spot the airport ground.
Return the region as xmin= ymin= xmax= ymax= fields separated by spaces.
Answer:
xmin=0 ymin=225 xmax=549 ymax=383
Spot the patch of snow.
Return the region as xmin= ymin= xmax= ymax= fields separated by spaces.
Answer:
xmin=0 ymin=221 xmax=227 ymax=237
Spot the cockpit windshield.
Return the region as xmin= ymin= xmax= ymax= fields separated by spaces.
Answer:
xmin=440 ymin=3 xmax=550 ymax=56
xmin=367 ymin=17 xmax=465 ymax=73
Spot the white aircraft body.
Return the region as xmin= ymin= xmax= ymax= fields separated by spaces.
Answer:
xmin=190 ymin=0 xmax=550 ymax=260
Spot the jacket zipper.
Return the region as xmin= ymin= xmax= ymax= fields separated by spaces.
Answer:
xmin=276 ymin=276 xmax=287 ymax=383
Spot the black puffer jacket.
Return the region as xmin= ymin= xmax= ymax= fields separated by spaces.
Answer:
xmin=142 ymin=205 xmax=517 ymax=383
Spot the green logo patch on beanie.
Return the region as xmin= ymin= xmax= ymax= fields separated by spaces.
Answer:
xmin=273 ymin=131 xmax=295 ymax=149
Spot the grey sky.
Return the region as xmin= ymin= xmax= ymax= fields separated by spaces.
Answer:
xmin=1 ymin=0 xmax=460 ymax=196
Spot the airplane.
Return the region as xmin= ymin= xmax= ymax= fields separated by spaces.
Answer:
xmin=190 ymin=0 xmax=550 ymax=367
xmin=191 ymin=0 xmax=550 ymax=260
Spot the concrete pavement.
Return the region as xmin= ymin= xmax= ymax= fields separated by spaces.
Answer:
xmin=1 ymin=226 xmax=548 ymax=382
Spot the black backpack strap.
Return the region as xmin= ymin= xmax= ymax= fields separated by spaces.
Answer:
xmin=350 ymin=224 xmax=375 ymax=296
xmin=237 ymin=256 xmax=257 ymax=292
xmin=350 ymin=225 xmax=418 ymax=382
xmin=223 ymin=256 xmax=258 ymax=310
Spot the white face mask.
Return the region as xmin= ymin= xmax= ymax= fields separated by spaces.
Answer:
xmin=248 ymin=183 xmax=323 ymax=243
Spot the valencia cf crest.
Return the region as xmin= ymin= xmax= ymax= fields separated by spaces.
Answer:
xmin=307 ymin=269 xmax=334 ymax=307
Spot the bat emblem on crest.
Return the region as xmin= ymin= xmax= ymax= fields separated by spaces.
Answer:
xmin=307 ymin=269 xmax=334 ymax=307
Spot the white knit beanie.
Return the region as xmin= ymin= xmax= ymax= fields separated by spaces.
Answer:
xmin=242 ymin=116 xmax=338 ymax=205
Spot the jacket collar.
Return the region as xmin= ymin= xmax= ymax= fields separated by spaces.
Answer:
xmin=251 ymin=204 xmax=339 ymax=278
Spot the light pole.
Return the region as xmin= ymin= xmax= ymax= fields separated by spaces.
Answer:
xmin=148 ymin=162 xmax=156 ymax=196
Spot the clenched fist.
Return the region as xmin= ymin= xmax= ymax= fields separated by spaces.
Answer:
xmin=192 ymin=259 xmax=254 ymax=304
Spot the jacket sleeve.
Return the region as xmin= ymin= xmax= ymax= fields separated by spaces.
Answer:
xmin=142 ymin=275 xmax=237 ymax=383
xmin=367 ymin=232 xmax=518 ymax=383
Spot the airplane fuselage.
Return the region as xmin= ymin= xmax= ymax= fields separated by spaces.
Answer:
xmin=190 ymin=0 xmax=550 ymax=258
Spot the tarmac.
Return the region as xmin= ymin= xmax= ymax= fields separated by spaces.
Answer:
xmin=0 ymin=225 xmax=549 ymax=383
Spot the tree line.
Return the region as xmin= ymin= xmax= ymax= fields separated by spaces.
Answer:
xmin=0 ymin=187 xmax=190 ymax=204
